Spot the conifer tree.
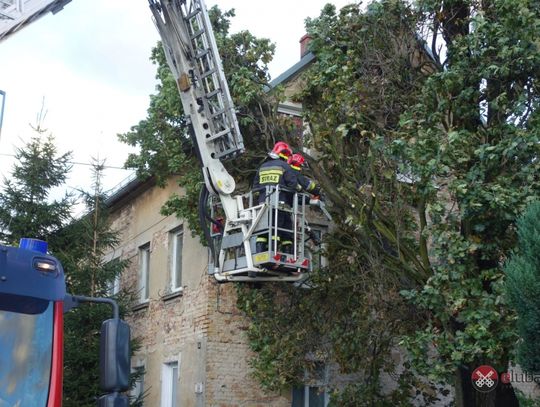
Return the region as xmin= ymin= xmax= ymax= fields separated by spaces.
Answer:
xmin=58 ymin=160 xmax=143 ymax=407
xmin=505 ymin=201 xmax=540 ymax=373
xmin=0 ymin=123 xmax=73 ymax=244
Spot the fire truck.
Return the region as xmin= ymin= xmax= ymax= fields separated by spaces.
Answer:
xmin=0 ymin=238 xmax=130 ymax=407
xmin=0 ymin=0 xmax=327 ymax=404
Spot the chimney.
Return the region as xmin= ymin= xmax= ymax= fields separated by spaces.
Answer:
xmin=299 ymin=34 xmax=312 ymax=58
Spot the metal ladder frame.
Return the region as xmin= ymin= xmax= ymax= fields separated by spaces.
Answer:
xmin=150 ymin=1 xmax=310 ymax=282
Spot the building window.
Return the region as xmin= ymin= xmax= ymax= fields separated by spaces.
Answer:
xmin=107 ymin=274 xmax=121 ymax=296
xmin=161 ymin=361 xmax=179 ymax=407
xmin=169 ymin=227 xmax=183 ymax=292
xmin=292 ymin=386 xmax=328 ymax=407
xmin=292 ymin=362 xmax=329 ymax=407
xmin=139 ymin=243 xmax=150 ymax=302
xmin=130 ymin=364 xmax=145 ymax=404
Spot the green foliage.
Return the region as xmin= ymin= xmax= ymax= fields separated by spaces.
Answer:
xmin=514 ymin=389 xmax=539 ymax=407
xmin=0 ymin=127 xmax=142 ymax=404
xmin=118 ymin=0 xmax=540 ymax=404
xmin=505 ymin=201 xmax=540 ymax=374
xmin=237 ymin=0 xmax=540 ymax=404
xmin=398 ymin=0 xmax=540 ymax=397
xmin=0 ymin=131 xmax=73 ymax=244
xmin=118 ymin=6 xmax=296 ymax=241
xmin=56 ymin=162 xmax=142 ymax=407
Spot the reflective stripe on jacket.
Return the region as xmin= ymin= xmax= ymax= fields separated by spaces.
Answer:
xmin=297 ymin=173 xmax=321 ymax=196
xmin=253 ymin=159 xmax=298 ymax=205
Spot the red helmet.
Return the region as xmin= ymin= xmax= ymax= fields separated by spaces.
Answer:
xmin=287 ymin=153 xmax=305 ymax=170
xmin=269 ymin=141 xmax=292 ymax=160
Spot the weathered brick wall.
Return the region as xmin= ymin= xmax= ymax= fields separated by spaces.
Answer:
xmin=205 ymin=283 xmax=290 ymax=406
xmin=108 ymin=178 xmax=211 ymax=406
xmin=108 ymin=177 xmax=443 ymax=406
xmin=107 ymin=179 xmax=292 ymax=406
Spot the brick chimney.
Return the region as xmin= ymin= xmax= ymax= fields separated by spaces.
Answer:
xmin=299 ymin=34 xmax=312 ymax=58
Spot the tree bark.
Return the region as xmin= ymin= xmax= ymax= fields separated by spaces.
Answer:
xmin=457 ymin=365 xmax=519 ymax=406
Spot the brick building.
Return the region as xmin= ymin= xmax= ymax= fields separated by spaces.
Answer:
xmin=106 ymin=176 xmax=296 ymax=406
xmin=104 ymin=27 xmax=457 ymax=405
xmin=105 ymin=39 xmax=329 ymax=407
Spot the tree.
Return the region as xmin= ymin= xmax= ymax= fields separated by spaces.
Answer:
xmin=0 ymin=127 xmax=73 ymax=245
xmin=118 ymin=6 xmax=296 ymax=239
xmin=118 ymin=0 xmax=540 ymax=405
xmin=240 ymin=0 xmax=540 ymax=405
xmin=56 ymin=160 xmax=143 ymax=407
xmin=238 ymin=3 xmax=437 ymax=404
xmin=0 ymin=121 xmax=142 ymax=404
xmin=505 ymin=201 xmax=540 ymax=375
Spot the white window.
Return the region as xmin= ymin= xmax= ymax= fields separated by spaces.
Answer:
xmin=161 ymin=361 xmax=179 ymax=407
xmin=291 ymin=386 xmax=329 ymax=407
xmin=130 ymin=364 xmax=145 ymax=404
xmin=108 ymin=274 xmax=120 ymax=296
xmin=169 ymin=227 xmax=183 ymax=292
xmin=139 ymin=243 xmax=150 ymax=302
xmin=292 ymin=362 xmax=329 ymax=407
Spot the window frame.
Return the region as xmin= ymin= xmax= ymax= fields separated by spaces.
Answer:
xmin=130 ymin=362 xmax=146 ymax=404
xmin=291 ymin=362 xmax=330 ymax=407
xmin=138 ymin=243 xmax=151 ymax=302
xmin=108 ymin=273 xmax=121 ymax=296
xmin=161 ymin=360 xmax=179 ymax=407
xmin=169 ymin=226 xmax=184 ymax=293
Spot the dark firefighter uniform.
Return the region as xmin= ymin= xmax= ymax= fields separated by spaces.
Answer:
xmin=288 ymin=155 xmax=322 ymax=197
xmin=253 ymin=158 xmax=298 ymax=204
xmin=252 ymin=158 xmax=299 ymax=253
xmin=296 ymin=172 xmax=321 ymax=196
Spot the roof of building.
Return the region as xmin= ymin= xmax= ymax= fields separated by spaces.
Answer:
xmin=104 ymin=174 xmax=155 ymax=212
xmin=268 ymin=51 xmax=315 ymax=90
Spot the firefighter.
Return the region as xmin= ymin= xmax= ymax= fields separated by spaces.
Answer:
xmin=253 ymin=141 xmax=298 ymax=254
xmin=287 ymin=153 xmax=322 ymax=198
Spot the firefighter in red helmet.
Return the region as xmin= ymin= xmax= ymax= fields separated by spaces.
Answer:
xmin=288 ymin=153 xmax=321 ymax=197
xmin=253 ymin=141 xmax=298 ymax=254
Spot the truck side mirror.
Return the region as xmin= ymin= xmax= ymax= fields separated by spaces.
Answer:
xmin=100 ymin=319 xmax=131 ymax=392
xmin=97 ymin=393 xmax=129 ymax=407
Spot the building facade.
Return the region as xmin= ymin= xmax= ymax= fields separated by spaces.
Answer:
xmin=106 ymin=175 xmax=302 ymax=406
xmin=103 ymin=37 xmax=324 ymax=406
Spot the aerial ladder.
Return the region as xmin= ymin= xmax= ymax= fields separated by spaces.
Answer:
xmin=0 ymin=2 xmax=318 ymax=406
xmin=149 ymin=0 xmax=313 ymax=282
xmin=0 ymin=0 xmax=315 ymax=283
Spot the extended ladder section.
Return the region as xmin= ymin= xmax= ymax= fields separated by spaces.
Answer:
xmin=149 ymin=0 xmax=243 ymax=163
xmin=149 ymin=0 xmax=310 ymax=282
xmin=0 ymin=0 xmax=73 ymax=43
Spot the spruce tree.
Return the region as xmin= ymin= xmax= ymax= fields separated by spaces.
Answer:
xmin=58 ymin=160 xmax=143 ymax=407
xmin=0 ymin=128 xmax=73 ymax=245
xmin=505 ymin=201 xmax=540 ymax=373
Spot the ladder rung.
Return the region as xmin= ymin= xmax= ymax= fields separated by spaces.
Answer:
xmin=190 ymin=29 xmax=205 ymax=40
xmin=206 ymin=128 xmax=232 ymax=142
xmin=200 ymin=69 xmax=216 ymax=79
xmin=186 ymin=8 xmax=201 ymax=20
xmin=205 ymin=89 xmax=221 ymax=99
xmin=195 ymin=49 xmax=209 ymax=59
xmin=216 ymin=147 xmax=241 ymax=160
xmin=210 ymin=109 xmax=225 ymax=118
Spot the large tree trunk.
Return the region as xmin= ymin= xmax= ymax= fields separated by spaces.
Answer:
xmin=457 ymin=365 xmax=520 ymax=406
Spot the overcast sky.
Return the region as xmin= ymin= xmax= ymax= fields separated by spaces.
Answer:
xmin=0 ymin=0 xmax=353 ymax=196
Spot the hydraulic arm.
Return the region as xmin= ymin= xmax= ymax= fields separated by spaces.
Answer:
xmin=149 ymin=0 xmax=311 ymax=282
